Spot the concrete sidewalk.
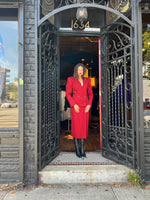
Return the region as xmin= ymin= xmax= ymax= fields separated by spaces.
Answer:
xmin=1 ymin=184 xmax=150 ymax=200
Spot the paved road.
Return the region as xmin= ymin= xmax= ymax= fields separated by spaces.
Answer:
xmin=0 ymin=108 xmax=18 ymax=128
xmin=0 ymin=184 xmax=150 ymax=200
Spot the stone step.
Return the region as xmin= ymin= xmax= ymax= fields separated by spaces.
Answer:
xmin=38 ymin=165 xmax=131 ymax=184
xmin=38 ymin=152 xmax=131 ymax=184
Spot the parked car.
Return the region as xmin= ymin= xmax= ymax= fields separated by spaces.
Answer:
xmin=1 ymin=101 xmax=18 ymax=108
xmin=143 ymin=100 xmax=150 ymax=110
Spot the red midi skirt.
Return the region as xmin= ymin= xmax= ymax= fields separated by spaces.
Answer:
xmin=71 ymin=106 xmax=89 ymax=139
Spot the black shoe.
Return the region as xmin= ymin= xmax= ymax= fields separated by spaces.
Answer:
xmin=80 ymin=139 xmax=86 ymax=157
xmin=74 ymin=138 xmax=81 ymax=158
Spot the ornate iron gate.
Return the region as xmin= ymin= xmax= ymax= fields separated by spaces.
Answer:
xmin=37 ymin=1 xmax=143 ymax=171
xmin=101 ymin=22 xmax=137 ymax=168
xmin=38 ymin=21 xmax=60 ymax=170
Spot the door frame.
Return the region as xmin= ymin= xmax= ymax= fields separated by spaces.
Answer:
xmin=59 ymin=34 xmax=101 ymax=151
xmin=35 ymin=1 xmax=144 ymax=182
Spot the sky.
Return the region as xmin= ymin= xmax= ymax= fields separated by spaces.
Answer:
xmin=0 ymin=21 xmax=18 ymax=83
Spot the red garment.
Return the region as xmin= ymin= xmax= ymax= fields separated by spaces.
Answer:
xmin=66 ymin=77 xmax=93 ymax=139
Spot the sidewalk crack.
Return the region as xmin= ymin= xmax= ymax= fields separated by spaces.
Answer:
xmin=111 ymin=187 xmax=119 ymax=200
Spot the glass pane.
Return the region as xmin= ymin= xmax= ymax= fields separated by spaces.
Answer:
xmin=39 ymin=0 xmax=131 ymax=20
xmin=0 ymin=21 xmax=18 ymax=128
xmin=56 ymin=8 xmax=105 ymax=29
xmin=142 ymin=18 xmax=150 ymax=129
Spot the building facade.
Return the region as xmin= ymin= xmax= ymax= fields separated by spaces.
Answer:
xmin=0 ymin=0 xmax=150 ymax=185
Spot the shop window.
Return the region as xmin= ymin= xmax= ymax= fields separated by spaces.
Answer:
xmin=0 ymin=21 xmax=18 ymax=128
xmin=142 ymin=17 xmax=150 ymax=129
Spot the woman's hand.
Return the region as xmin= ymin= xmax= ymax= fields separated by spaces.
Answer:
xmin=74 ymin=104 xmax=80 ymax=113
xmin=85 ymin=105 xmax=91 ymax=113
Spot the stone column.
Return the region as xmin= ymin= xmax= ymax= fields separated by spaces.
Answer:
xmin=24 ymin=0 xmax=37 ymax=184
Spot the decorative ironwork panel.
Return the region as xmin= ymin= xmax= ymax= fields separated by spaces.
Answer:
xmin=40 ymin=0 xmax=131 ymax=19
xmin=38 ymin=21 xmax=60 ymax=170
xmin=101 ymin=22 xmax=137 ymax=168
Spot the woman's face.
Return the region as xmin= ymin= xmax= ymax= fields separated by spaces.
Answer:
xmin=77 ymin=66 xmax=83 ymax=76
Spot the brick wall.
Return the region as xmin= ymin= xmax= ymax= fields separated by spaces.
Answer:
xmin=0 ymin=129 xmax=19 ymax=184
xmin=144 ymin=129 xmax=150 ymax=181
xmin=0 ymin=0 xmax=37 ymax=184
xmin=24 ymin=0 xmax=36 ymax=184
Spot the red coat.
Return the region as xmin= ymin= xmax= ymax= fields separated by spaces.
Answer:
xmin=66 ymin=77 xmax=93 ymax=139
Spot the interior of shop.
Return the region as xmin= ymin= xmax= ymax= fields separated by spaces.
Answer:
xmin=59 ymin=36 xmax=100 ymax=152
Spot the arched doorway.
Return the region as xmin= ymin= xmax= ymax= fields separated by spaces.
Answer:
xmin=37 ymin=1 xmax=144 ymax=173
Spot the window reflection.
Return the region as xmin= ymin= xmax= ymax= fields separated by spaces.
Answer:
xmin=0 ymin=21 xmax=18 ymax=128
xmin=143 ymin=22 xmax=150 ymax=129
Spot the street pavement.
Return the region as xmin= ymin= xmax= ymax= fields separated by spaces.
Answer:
xmin=0 ymin=108 xmax=18 ymax=128
xmin=0 ymin=183 xmax=150 ymax=200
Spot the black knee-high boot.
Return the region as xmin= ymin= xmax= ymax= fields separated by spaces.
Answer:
xmin=74 ymin=138 xmax=81 ymax=158
xmin=80 ymin=139 xmax=86 ymax=157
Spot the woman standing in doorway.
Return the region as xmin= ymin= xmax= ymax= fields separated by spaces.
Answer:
xmin=66 ymin=63 xmax=93 ymax=158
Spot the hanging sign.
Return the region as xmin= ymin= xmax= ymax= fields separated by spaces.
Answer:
xmin=71 ymin=19 xmax=90 ymax=30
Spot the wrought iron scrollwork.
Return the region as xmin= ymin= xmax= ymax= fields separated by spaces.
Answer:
xmin=40 ymin=0 xmax=130 ymax=17
xmin=101 ymin=22 xmax=136 ymax=168
xmin=38 ymin=21 xmax=59 ymax=169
